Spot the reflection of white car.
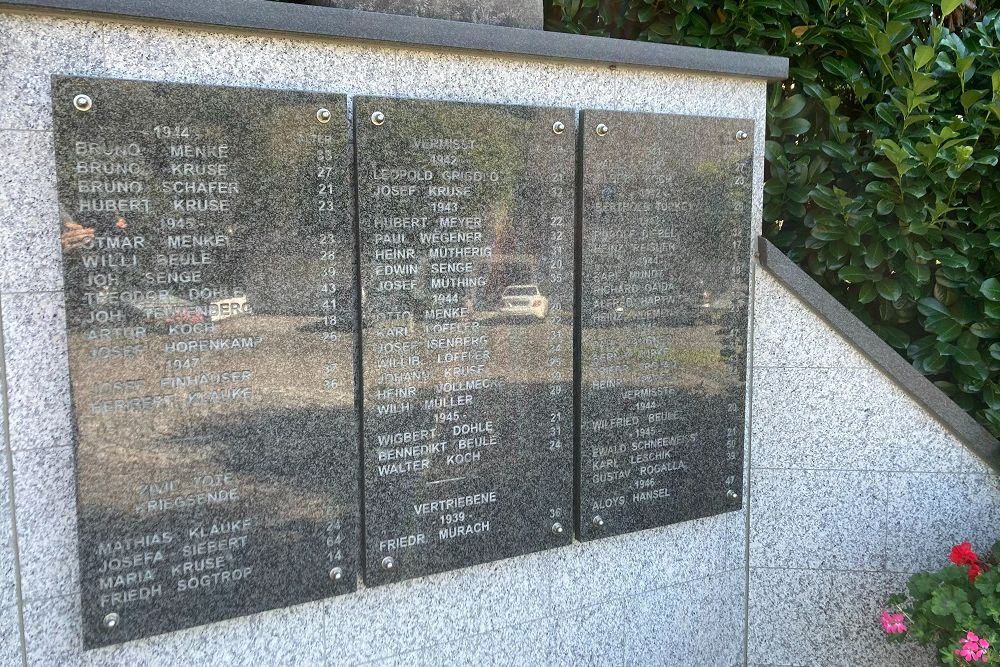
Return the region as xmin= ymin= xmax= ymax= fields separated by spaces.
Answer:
xmin=101 ymin=292 xmax=247 ymax=332
xmin=501 ymin=285 xmax=548 ymax=320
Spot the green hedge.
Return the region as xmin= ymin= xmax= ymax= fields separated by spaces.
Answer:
xmin=547 ymin=0 xmax=1000 ymax=438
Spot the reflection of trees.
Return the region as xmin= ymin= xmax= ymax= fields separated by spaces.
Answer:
xmin=579 ymin=322 xmax=747 ymax=534
xmin=577 ymin=113 xmax=752 ymax=537
xmin=358 ymin=311 xmax=574 ymax=584
xmin=362 ymin=379 xmax=572 ymax=584
xmin=238 ymin=101 xmax=353 ymax=316
xmin=56 ymin=80 xmax=352 ymax=329
xmin=580 ymin=114 xmax=752 ymax=324
xmin=358 ymin=99 xmax=571 ymax=317
xmin=77 ymin=402 xmax=356 ymax=645
xmin=481 ymin=209 xmax=516 ymax=305
xmin=73 ymin=316 xmax=358 ymax=646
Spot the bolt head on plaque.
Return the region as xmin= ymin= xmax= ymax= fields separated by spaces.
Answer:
xmin=316 ymin=107 xmax=332 ymax=124
xmin=551 ymin=521 xmax=564 ymax=535
xmin=727 ymin=489 xmax=739 ymax=500
xmin=329 ymin=566 xmax=343 ymax=581
xmin=371 ymin=111 xmax=386 ymax=126
xmin=73 ymin=94 xmax=93 ymax=112
xmin=381 ymin=556 xmax=395 ymax=570
xmin=552 ymin=121 xmax=565 ymax=135
xmin=735 ymin=129 xmax=749 ymax=142
xmin=592 ymin=515 xmax=605 ymax=528
xmin=102 ymin=612 xmax=120 ymax=631
xmin=595 ymin=123 xmax=609 ymax=137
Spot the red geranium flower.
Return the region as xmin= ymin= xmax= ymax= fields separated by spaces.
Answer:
xmin=950 ymin=542 xmax=980 ymax=567
xmin=950 ymin=542 xmax=986 ymax=583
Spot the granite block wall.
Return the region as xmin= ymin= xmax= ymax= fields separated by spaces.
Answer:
xmin=0 ymin=332 xmax=21 ymax=667
xmin=747 ymin=267 xmax=1000 ymax=667
xmin=4 ymin=8 xmax=995 ymax=667
xmin=0 ymin=9 xmax=760 ymax=666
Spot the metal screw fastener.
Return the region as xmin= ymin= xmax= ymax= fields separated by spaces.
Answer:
xmin=102 ymin=612 xmax=119 ymax=631
xmin=727 ymin=489 xmax=739 ymax=500
xmin=595 ymin=123 xmax=609 ymax=137
xmin=735 ymin=130 xmax=749 ymax=142
xmin=592 ymin=515 xmax=605 ymax=528
xmin=316 ymin=108 xmax=332 ymax=124
xmin=552 ymin=121 xmax=565 ymax=135
xmin=381 ymin=556 xmax=395 ymax=570
xmin=551 ymin=522 xmax=564 ymax=535
xmin=329 ymin=567 xmax=343 ymax=581
xmin=371 ymin=111 xmax=386 ymax=126
xmin=73 ymin=94 xmax=93 ymax=112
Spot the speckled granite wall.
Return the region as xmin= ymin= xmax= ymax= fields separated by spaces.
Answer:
xmin=748 ymin=267 xmax=1000 ymax=667
xmin=8 ymin=9 xmax=991 ymax=667
xmin=0 ymin=10 xmax=760 ymax=666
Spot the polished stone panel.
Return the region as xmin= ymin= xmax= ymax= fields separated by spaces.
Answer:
xmin=52 ymin=76 xmax=358 ymax=646
xmin=355 ymin=97 xmax=575 ymax=585
xmin=577 ymin=110 xmax=753 ymax=540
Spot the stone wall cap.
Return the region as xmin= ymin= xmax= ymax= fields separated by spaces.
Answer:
xmin=0 ymin=0 xmax=789 ymax=81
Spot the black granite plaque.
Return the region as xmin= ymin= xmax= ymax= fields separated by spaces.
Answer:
xmin=577 ymin=110 xmax=753 ymax=541
xmin=355 ymin=97 xmax=575 ymax=585
xmin=52 ymin=76 xmax=359 ymax=647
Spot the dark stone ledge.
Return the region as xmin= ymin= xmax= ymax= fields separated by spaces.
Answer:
xmin=759 ymin=237 xmax=1000 ymax=474
xmin=0 ymin=0 xmax=788 ymax=81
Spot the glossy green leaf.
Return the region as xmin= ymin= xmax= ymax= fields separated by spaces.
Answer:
xmin=838 ymin=264 xmax=868 ymax=282
xmin=873 ymin=324 xmax=911 ymax=348
xmin=774 ymin=94 xmax=807 ymax=118
xmin=877 ymin=278 xmax=903 ymax=301
xmin=918 ymin=297 xmax=951 ymax=317
xmin=970 ymin=322 xmax=999 ymax=338
xmin=915 ymin=44 xmax=935 ymax=69
xmin=782 ymin=117 xmax=811 ymax=136
xmin=939 ymin=0 xmax=962 ymax=15
xmin=858 ymin=282 xmax=879 ymax=304
xmin=925 ymin=314 xmax=963 ymax=341
xmin=980 ymin=277 xmax=1000 ymax=301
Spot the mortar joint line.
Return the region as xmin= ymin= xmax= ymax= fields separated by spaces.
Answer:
xmin=0 ymin=293 xmax=30 ymax=667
